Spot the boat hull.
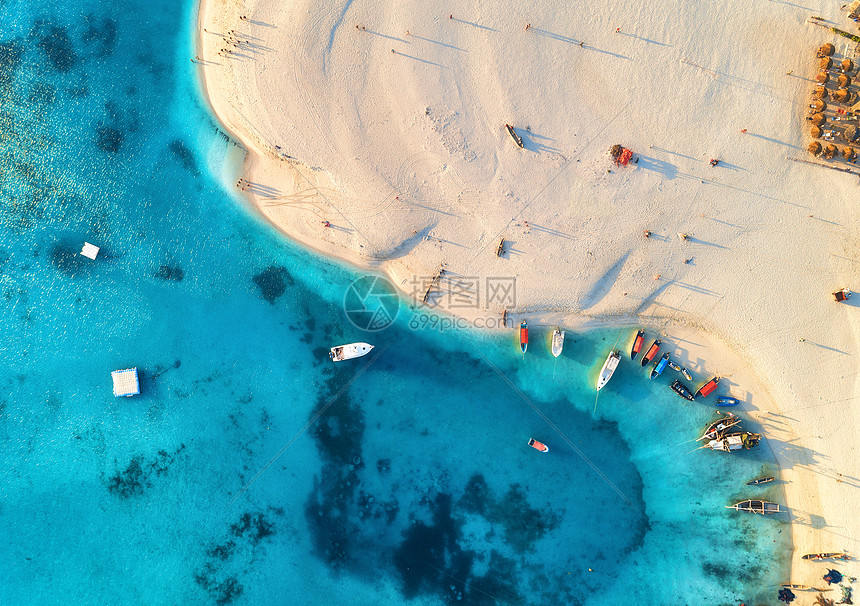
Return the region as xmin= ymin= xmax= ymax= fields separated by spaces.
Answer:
xmin=716 ymin=397 xmax=739 ymax=407
xmin=551 ymin=329 xmax=564 ymax=358
xmin=650 ymin=353 xmax=670 ymax=379
xmin=747 ymin=476 xmax=775 ymax=485
xmin=528 ymin=438 xmax=549 ymax=453
xmin=330 ymin=342 xmax=374 ymax=362
xmin=670 ymin=380 xmax=696 ymax=401
xmin=630 ymin=330 xmax=644 ymax=360
xmin=641 ymin=340 xmax=661 ymax=366
xmin=597 ymin=350 xmax=621 ymax=391
xmin=695 ymin=376 xmax=719 ymax=398
xmin=519 ymin=321 xmax=528 ymax=353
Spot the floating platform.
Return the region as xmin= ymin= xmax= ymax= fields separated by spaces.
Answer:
xmin=112 ymin=368 xmax=140 ymax=397
xmin=80 ymin=242 xmax=100 ymax=260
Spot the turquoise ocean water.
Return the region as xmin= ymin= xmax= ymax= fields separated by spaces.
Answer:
xmin=0 ymin=0 xmax=789 ymax=604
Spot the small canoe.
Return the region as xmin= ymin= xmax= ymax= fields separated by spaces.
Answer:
xmin=496 ymin=237 xmax=505 ymax=257
xmin=551 ymin=328 xmax=565 ymax=358
xmin=630 ymin=330 xmax=645 ymax=360
xmin=667 ymin=360 xmax=681 ymax=372
xmin=725 ymin=499 xmax=782 ymax=514
xmin=716 ymin=396 xmax=739 ymax=407
xmin=330 ymin=342 xmax=374 ymax=362
xmin=520 ymin=321 xmax=528 ymax=354
xmin=597 ymin=350 xmax=621 ymax=391
xmin=681 ymin=367 xmax=693 ymax=381
xmin=780 ymin=584 xmax=827 ymax=591
xmin=505 ymin=124 xmax=524 ymax=148
xmin=695 ymin=376 xmax=720 ymax=398
xmin=670 ymin=380 xmax=696 ymax=401
xmin=528 ymin=438 xmax=549 ymax=453
xmin=650 ymin=353 xmax=670 ymax=380
xmin=747 ymin=476 xmax=775 ymax=486
xmin=641 ymin=339 xmax=661 ymax=367
xmin=802 ymin=552 xmax=851 ymax=561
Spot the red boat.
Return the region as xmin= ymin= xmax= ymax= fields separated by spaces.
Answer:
xmin=695 ymin=376 xmax=720 ymax=398
xmin=641 ymin=339 xmax=661 ymax=367
xmin=631 ymin=330 xmax=644 ymax=360
xmin=528 ymin=438 xmax=549 ymax=453
xmin=519 ymin=321 xmax=528 ymax=354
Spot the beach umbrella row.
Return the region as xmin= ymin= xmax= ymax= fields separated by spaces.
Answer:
xmin=807 ymin=141 xmax=857 ymax=160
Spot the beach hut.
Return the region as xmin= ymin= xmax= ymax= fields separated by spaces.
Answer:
xmin=816 ymin=72 xmax=830 ymax=84
xmin=824 ymin=143 xmax=838 ymax=159
xmin=842 ymin=58 xmax=854 ymax=73
xmin=845 ymin=125 xmax=858 ymax=142
xmin=843 ymin=146 xmax=857 ymax=160
xmin=811 ymin=125 xmax=823 ymax=138
xmin=812 ymin=99 xmax=827 ymax=112
xmin=838 ymin=74 xmax=852 ymax=88
xmin=808 ymin=141 xmax=822 ymax=156
xmin=835 ymin=89 xmax=851 ymax=103
xmin=819 ymin=43 xmax=835 ymax=57
xmin=820 ymin=57 xmax=833 ymax=70
xmin=811 ymin=113 xmax=826 ymax=126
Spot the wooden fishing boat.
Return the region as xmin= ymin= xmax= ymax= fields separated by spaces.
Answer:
xmin=725 ymin=499 xmax=782 ymax=514
xmin=551 ymin=328 xmax=565 ymax=358
xmin=597 ymin=350 xmax=621 ymax=391
xmin=681 ymin=367 xmax=692 ymax=381
xmin=747 ymin=476 xmax=775 ymax=485
xmin=802 ymin=552 xmax=851 ymax=561
xmin=780 ymin=584 xmax=828 ymax=591
xmin=716 ymin=396 xmax=739 ymax=407
xmin=519 ymin=321 xmax=529 ymax=354
xmin=706 ymin=431 xmax=761 ymax=452
xmin=695 ymin=376 xmax=720 ymax=398
xmin=496 ymin=237 xmax=505 ymax=257
xmin=528 ymin=438 xmax=549 ymax=453
xmin=698 ymin=413 xmax=741 ymax=441
xmin=330 ymin=342 xmax=374 ymax=362
xmin=649 ymin=353 xmax=670 ymax=380
xmin=505 ymin=124 xmax=524 ymax=148
xmin=670 ymin=380 xmax=696 ymax=401
xmin=630 ymin=329 xmax=644 ymax=360
xmin=641 ymin=339 xmax=661 ymax=367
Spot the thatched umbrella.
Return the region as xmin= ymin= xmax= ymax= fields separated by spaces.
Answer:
xmin=811 ymin=113 xmax=826 ymax=126
xmin=820 ymin=43 xmax=835 ymax=57
xmin=816 ymin=72 xmax=830 ymax=84
xmin=820 ymin=57 xmax=833 ymax=70
xmin=838 ymin=74 xmax=852 ymax=88
xmin=842 ymin=58 xmax=854 ymax=73
xmin=835 ymin=89 xmax=851 ymax=103
xmin=812 ymin=99 xmax=827 ymax=112
xmin=813 ymin=86 xmax=828 ymax=99
xmin=844 ymin=125 xmax=858 ymax=142
xmin=843 ymin=146 xmax=857 ymax=160
xmin=824 ymin=143 xmax=838 ymax=158
xmin=809 ymin=141 xmax=822 ymax=156
xmin=812 ymin=125 xmax=823 ymax=138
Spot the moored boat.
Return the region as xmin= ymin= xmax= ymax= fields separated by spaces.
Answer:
xmin=520 ymin=321 xmax=528 ymax=354
xmin=597 ymin=350 xmax=621 ymax=391
xmin=706 ymin=431 xmax=761 ymax=452
xmin=695 ymin=376 xmax=720 ymax=398
xmin=725 ymin=499 xmax=782 ymax=514
xmin=681 ymin=367 xmax=693 ymax=381
xmin=670 ymin=380 xmax=696 ymax=401
xmin=330 ymin=342 xmax=374 ymax=362
xmin=649 ymin=353 xmax=670 ymax=380
xmin=698 ymin=413 xmax=741 ymax=441
xmin=717 ymin=396 xmax=739 ymax=407
xmin=528 ymin=438 xmax=549 ymax=453
xmin=641 ymin=339 xmax=661 ymax=367
xmin=667 ymin=360 xmax=681 ymax=372
xmin=551 ymin=328 xmax=565 ymax=358
xmin=747 ymin=476 xmax=775 ymax=486
xmin=630 ymin=329 xmax=644 ymax=360
xmin=802 ymin=552 xmax=851 ymax=561
xmin=506 ymin=124 xmax=524 ymax=148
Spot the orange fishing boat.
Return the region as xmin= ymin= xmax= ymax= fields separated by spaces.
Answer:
xmin=641 ymin=339 xmax=661 ymax=367
xmin=528 ymin=438 xmax=549 ymax=453
xmin=519 ymin=321 xmax=528 ymax=354
xmin=695 ymin=376 xmax=720 ymax=398
xmin=630 ymin=330 xmax=644 ymax=360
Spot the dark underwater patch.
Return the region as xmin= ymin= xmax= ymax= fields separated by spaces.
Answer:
xmin=252 ymin=266 xmax=294 ymax=304
xmin=28 ymin=82 xmax=56 ymax=105
xmin=105 ymin=444 xmax=186 ymax=498
xmin=82 ymin=16 xmax=117 ymax=57
xmin=0 ymin=39 xmax=24 ymax=91
xmin=194 ymin=566 xmax=244 ymax=606
xmin=95 ymin=124 xmax=124 ymax=153
xmin=168 ymin=139 xmax=199 ymax=175
xmin=50 ymin=243 xmax=89 ymax=276
xmin=35 ymin=24 xmax=78 ymax=72
xmin=155 ymin=265 xmax=184 ymax=281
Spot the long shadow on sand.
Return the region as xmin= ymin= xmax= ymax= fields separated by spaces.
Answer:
xmin=634 ymin=155 xmax=678 ymax=179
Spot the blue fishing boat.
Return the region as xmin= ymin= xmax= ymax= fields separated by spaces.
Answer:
xmin=716 ymin=396 xmax=739 ymax=407
xmin=649 ymin=353 xmax=670 ymax=380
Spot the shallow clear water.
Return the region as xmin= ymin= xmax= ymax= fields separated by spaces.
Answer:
xmin=0 ymin=0 xmax=789 ymax=604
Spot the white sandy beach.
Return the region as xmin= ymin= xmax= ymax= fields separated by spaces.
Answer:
xmin=197 ymin=0 xmax=860 ymax=593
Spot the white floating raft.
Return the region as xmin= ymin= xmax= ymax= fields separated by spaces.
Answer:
xmin=80 ymin=242 xmax=100 ymax=260
xmin=112 ymin=368 xmax=140 ymax=397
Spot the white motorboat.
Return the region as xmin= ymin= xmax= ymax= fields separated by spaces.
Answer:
xmin=551 ymin=328 xmax=565 ymax=358
xmin=330 ymin=342 xmax=374 ymax=362
xmin=596 ymin=350 xmax=621 ymax=391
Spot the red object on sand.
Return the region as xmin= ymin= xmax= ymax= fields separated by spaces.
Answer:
xmin=617 ymin=148 xmax=633 ymax=166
